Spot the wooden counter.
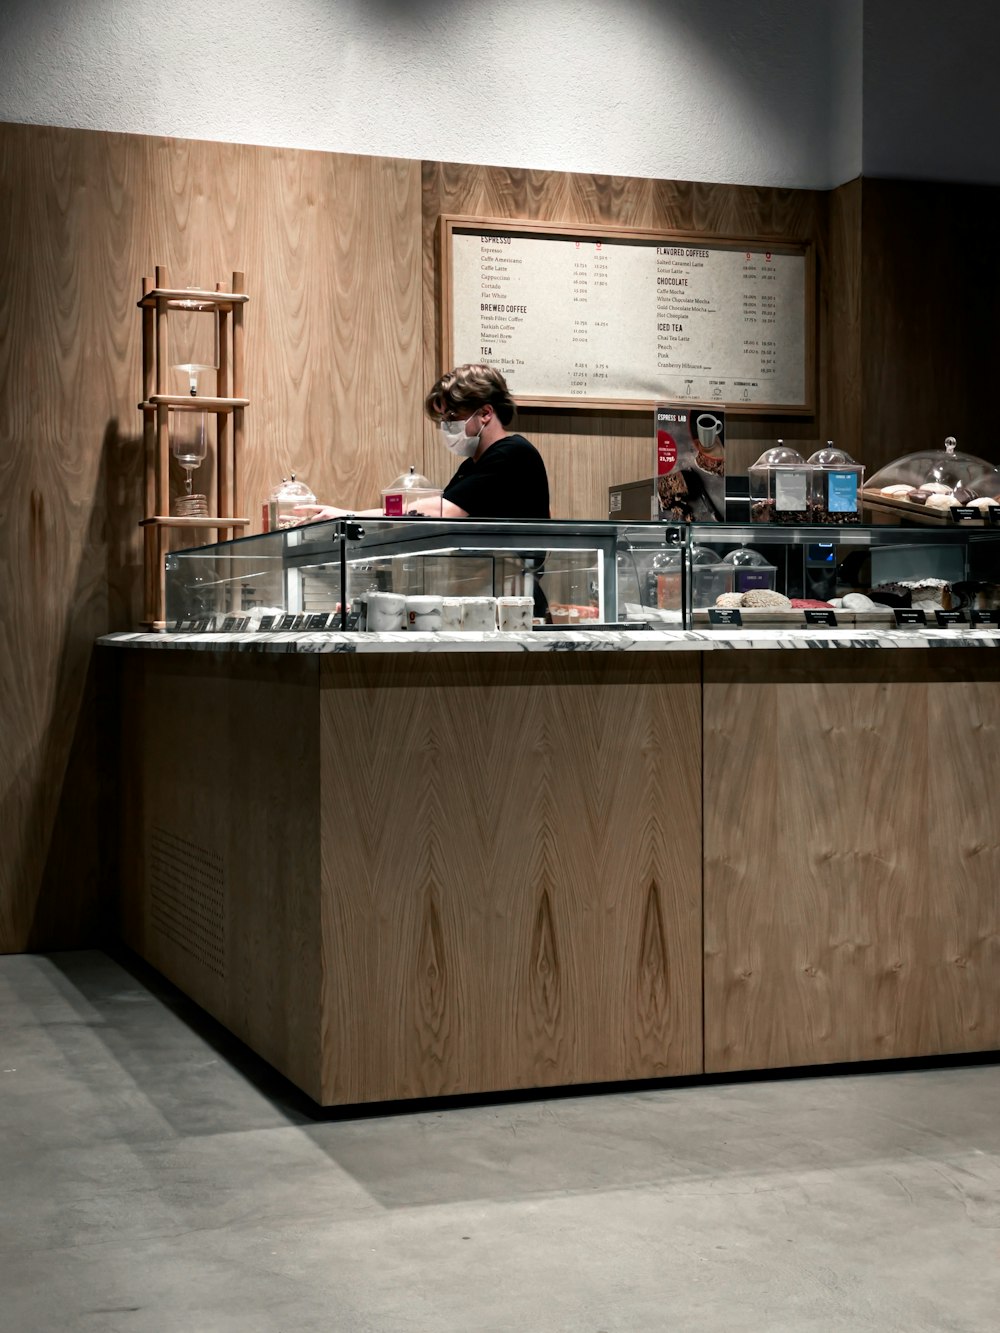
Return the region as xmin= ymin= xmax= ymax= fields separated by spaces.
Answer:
xmin=116 ymin=649 xmax=703 ymax=1105
xmin=111 ymin=642 xmax=1000 ymax=1106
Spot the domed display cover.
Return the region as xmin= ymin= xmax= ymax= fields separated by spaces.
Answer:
xmin=721 ymin=545 xmax=777 ymax=592
xmin=808 ymin=446 xmax=858 ymax=467
xmin=751 ymin=445 xmax=807 ymax=468
xmin=721 ymin=546 xmax=769 ymax=567
xmin=865 ymin=437 xmax=1000 ymax=516
xmin=272 ymin=473 xmax=316 ymax=529
xmin=382 ymin=464 xmax=443 ymax=517
xmin=385 ymin=465 xmax=433 ymax=491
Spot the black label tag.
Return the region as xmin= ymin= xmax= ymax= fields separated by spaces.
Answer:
xmin=990 ymin=508 xmax=1000 ymax=527
xmin=804 ymin=609 xmax=838 ymax=626
xmin=894 ymin=609 xmax=927 ymax=626
xmin=258 ymin=615 xmax=275 ymax=631
xmin=950 ymin=507 xmax=979 ymax=523
xmin=221 ymin=615 xmax=237 ymax=631
xmin=276 ymin=614 xmax=297 ymax=631
xmin=935 ymin=610 xmax=966 ymax=626
xmin=709 ymin=608 xmax=743 ymax=627
xmin=175 ymin=619 xmax=193 ymax=632
xmin=189 ymin=617 xmax=213 ymax=633
xmin=307 ymin=613 xmax=330 ymax=630
xmin=234 ymin=617 xmax=250 ymax=631
xmin=291 ymin=614 xmax=308 ymax=631
xmin=343 ymin=610 xmax=362 ymax=631
xmin=970 ymin=609 xmax=1000 ymax=626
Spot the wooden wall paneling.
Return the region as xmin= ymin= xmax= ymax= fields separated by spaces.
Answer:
xmin=318 ymin=653 xmax=703 ymax=1105
xmin=859 ymin=179 xmax=1000 ymax=476
xmin=703 ymin=650 xmax=1000 ymax=1073
xmin=826 ymin=178 xmax=863 ymax=460
xmin=0 ymin=123 xmax=139 ymax=952
xmin=119 ymin=649 xmax=325 ymax=1100
xmin=420 ymin=163 xmax=833 ymax=514
xmin=0 ymin=122 xmax=425 ymax=951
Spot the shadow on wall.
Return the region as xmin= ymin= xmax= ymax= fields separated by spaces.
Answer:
xmin=22 ymin=418 xmax=144 ymax=950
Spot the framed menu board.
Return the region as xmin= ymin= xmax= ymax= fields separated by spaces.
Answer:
xmin=439 ymin=216 xmax=815 ymax=415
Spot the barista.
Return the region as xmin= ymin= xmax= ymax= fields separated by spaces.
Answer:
xmin=294 ymin=364 xmax=550 ymax=521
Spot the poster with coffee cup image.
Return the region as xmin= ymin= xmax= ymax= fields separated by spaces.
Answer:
xmin=654 ymin=404 xmax=726 ymax=522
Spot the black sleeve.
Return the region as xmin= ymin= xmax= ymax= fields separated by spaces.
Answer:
xmin=442 ymin=437 xmax=550 ymax=519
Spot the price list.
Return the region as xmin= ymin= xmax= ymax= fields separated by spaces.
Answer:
xmin=450 ymin=228 xmax=809 ymax=409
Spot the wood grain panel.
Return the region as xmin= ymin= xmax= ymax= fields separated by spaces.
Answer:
xmin=0 ymin=122 xmax=422 ymax=952
xmin=116 ymin=648 xmax=325 ymax=1100
xmin=704 ymin=650 xmax=1000 ymax=1072
xmin=826 ymin=178 xmax=863 ymax=460
xmin=318 ymin=653 xmax=703 ymax=1104
xmin=420 ymin=162 xmax=835 ymax=510
xmin=859 ymin=179 xmax=1000 ymax=476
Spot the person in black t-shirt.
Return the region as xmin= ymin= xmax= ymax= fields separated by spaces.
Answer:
xmin=424 ymin=364 xmax=550 ymax=520
xmin=294 ymin=364 xmax=550 ymax=522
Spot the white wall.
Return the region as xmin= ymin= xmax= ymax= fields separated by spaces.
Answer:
xmin=0 ymin=0 xmax=860 ymax=189
xmin=863 ymin=0 xmax=1000 ymax=184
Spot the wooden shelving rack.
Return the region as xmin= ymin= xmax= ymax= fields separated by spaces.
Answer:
xmin=138 ymin=265 xmax=250 ymax=629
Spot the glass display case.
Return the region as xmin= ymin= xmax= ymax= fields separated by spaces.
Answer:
xmin=165 ymin=518 xmax=683 ymax=630
xmin=163 ymin=517 xmax=1000 ymax=632
xmin=683 ymin=522 xmax=1000 ymax=625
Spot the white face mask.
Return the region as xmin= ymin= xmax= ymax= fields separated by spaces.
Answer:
xmin=440 ymin=413 xmax=482 ymax=459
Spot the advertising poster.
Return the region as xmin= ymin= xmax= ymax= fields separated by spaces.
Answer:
xmin=654 ymin=404 xmax=726 ymax=522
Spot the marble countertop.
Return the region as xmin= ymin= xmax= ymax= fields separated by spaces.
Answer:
xmin=99 ymin=626 xmax=1000 ymax=654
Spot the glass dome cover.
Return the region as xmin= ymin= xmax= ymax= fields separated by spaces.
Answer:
xmin=271 ymin=473 xmax=316 ymax=529
xmin=386 ymin=465 xmax=433 ymax=491
xmin=751 ymin=444 xmax=807 ymax=468
xmin=722 ymin=546 xmax=771 ymax=568
xmin=808 ymin=446 xmax=859 ymax=468
xmin=867 ymin=437 xmax=1000 ymax=495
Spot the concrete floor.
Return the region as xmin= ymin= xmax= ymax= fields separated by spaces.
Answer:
xmin=2 ymin=953 xmax=999 ymax=1333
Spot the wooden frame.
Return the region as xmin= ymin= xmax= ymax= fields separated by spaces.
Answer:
xmin=439 ymin=215 xmax=816 ymax=416
xmin=138 ymin=266 xmax=250 ymax=629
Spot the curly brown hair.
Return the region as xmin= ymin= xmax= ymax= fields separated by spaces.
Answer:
xmin=424 ymin=364 xmax=516 ymax=427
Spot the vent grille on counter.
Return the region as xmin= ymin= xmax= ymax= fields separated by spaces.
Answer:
xmin=149 ymin=827 xmax=226 ymax=979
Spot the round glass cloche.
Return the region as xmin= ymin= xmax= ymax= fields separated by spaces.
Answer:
xmin=721 ymin=546 xmax=771 ymax=568
xmin=751 ymin=444 xmax=807 ymax=468
xmin=866 ymin=437 xmax=1000 ymax=511
xmin=271 ymin=473 xmax=316 ymax=529
xmin=808 ymin=445 xmax=858 ymax=468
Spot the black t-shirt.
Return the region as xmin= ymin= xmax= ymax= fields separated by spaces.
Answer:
xmin=442 ymin=434 xmax=550 ymax=519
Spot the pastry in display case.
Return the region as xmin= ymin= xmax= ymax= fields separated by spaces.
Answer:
xmin=863 ymin=437 xmax=1000 ymax=523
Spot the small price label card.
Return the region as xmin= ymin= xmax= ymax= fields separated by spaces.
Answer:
xmin=804 ymin=609 xmax=838 ymax=627
xmin=934 ymin=610 xmax=966 ymax=627
xmin=708 ymin=608 xmax=743 ymax=627
xmin=894 ymin=609 xmax=927 ymax=627
xmin=949 ymin=507 xmax=979 ymax=523
xmin=989 ymin=507 xmax=1000 ymax=527
xmin=175 ymin=619 xmax=194 ymax=633
xmin=290 ymin=614 xmax=309 ymax=631
xmin=257 ymin=615 xmax=275 ymax=631
xmin=276 ymin=614 xmax=298 ymax=631
xmin=234 ymin=617 xmax=251 ymax=631
xmin=307 ymin=613 xmax=331 ymax=630
xmin=970 ymin=609 xmax=1000 ymax=627
xmin=189 ymin=617 xmax=214 ymax=633
xmin=221 ymin=615 xmax=237 ymax=631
